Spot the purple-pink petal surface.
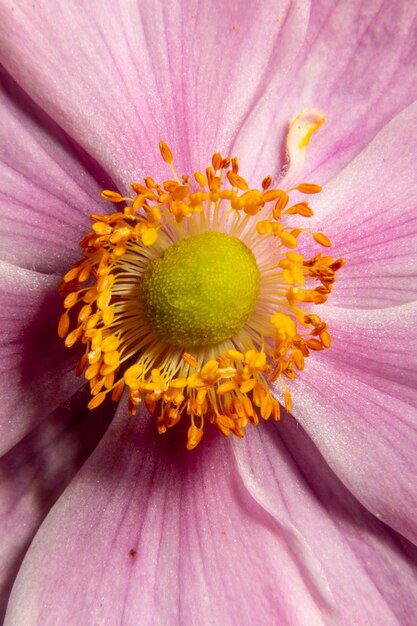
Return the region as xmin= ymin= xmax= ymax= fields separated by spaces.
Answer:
xmin=0 ymin=391 xmax=113 ymax=620
xmin=5 ymin=412 xmax=417 ymax=626
xmin=0 ymin=0 xmax=309 ymax=190
xmin=0 ymin=0 xmax=416 ymax=624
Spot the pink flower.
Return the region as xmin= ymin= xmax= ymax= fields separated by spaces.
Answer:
xmin=1 ymin=1 xmax=417 ymax=624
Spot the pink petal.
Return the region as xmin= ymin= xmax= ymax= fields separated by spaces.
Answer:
xmin=4 ymin=410 xmax=329 ymax=625
xmin=0 ymin=0 xmax=309 ymax=191
xmin=299 ymin=102 xmax=417 ymax=309
xmin=0 ymin=69 xmax=105 ymax=273
xmin=0 ymin=262 xmax=82 ymax=454
xmin=235 ymin=0 xmax=417 ymax=182
xmin=233 ymin=418 xmax=417 ymax=625
xmin=325 ymin=303 xmax=417 ymax=396
xmin=287 ymin=301 xmax=417 ymax=545
xmin=0 ymin=391 xmax=112 ymax=622
xmin=5 ymin=410 xmax=417 ymax=624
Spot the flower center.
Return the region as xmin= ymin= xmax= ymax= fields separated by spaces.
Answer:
xmin=58 ymin=120 xmax=344 ymax=450
xmin=139 ymin=232 xmax=260 ymax=347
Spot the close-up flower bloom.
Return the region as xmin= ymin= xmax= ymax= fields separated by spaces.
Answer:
xmin=0 ymin=1 xmax=416 ymax=624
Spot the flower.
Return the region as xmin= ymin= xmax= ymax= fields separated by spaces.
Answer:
xmin=1 ymin=1 xmax=417 ymax=625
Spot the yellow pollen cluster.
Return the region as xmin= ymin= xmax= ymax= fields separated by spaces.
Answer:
xmin=58 ymin=141 xmax=344 ymax=449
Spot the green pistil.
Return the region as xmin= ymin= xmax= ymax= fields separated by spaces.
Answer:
xmin=139 ymin=231 xmax=260 ymax=347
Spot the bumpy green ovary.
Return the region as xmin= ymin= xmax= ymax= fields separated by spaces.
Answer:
xmin=139 ymin=231 xmax=261 ymax=347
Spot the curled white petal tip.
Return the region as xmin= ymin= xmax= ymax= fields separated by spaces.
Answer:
xmin=285 ymin=109 xmax=326 ymax=177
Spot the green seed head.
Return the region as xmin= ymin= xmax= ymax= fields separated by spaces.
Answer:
xmin=139 ymin=231 xmax=260 ymax=347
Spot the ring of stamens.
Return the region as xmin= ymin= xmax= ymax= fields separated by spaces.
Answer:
xmin=58 ymin=141 xmax=344 ymax=449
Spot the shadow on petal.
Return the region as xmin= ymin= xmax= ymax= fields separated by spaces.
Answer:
xmin=0 ymin=386 xmax=115 ymax=621
xmin=0 ymin=65 xmax=115 ymax=192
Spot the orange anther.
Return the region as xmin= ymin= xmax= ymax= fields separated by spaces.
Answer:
xmin=101 ymin=334 xmax=119 ymax=352
xmin=97 ymin=289 xmax=111 ymax=310
xmin=141 ymin=227 xmax=158 ymax=247
xmin=261 ymin=394 xmax=273 ymax=420
xmin=224 ymin=349 xmax=244 ymax=361
xmin=194 ymin=171 xmax=207 ymax=187
xmin=169 ymin=377 xmax=188 ymax=389
xmin=85 ymin=362 xmax=101 ymax=381
xmin=63 ymin=267 xmax=79 ymax=283
xmin=212 ymin=152 xmax=223 ymax=171
xmin=102 ymin=306 xmax=114 ymax=326
xmin=216 ymin=381 xmax=237 ymax=395
xmin=306 ymin=338 xmax=324 ymax=351
xmin=92 ymin=221 xmax=112 ymax=235
xmin=78 ymin=265 xmax=92 ymax=283
xmin=64 ymin=327 xmax=82 ymax=348
xmin=111 ymin=380 xmax=125 ymax=402
xmin=320 ymin=330 xmax=331 ymax=348
xmin=285 ymin=202 xmax=314 ymax=217
xmin=262 ymin=175 xmax=272 ymax=190
xmin=279 ymin=231 xmax=298 ymax=249
xmin=88 ymin=392 xmax=107 ymax=410
xmin=296 ymin=183 xmax=322 ymax=194
xmin=313 ymin=232 xmax=332 ymax=247
xmin=227 ymin=171 xmax=249 ymax=190
xmin=217 ymin=413 xmax=236 ymax=430
xmin=58 ymin=313 xmax=70 ymax=339
xmin=103 ymin=350 xmax=120 ymax=367
xmin=87 ymin=346 xmax=102 ymax=365
xmin=186 ymin=424 xmax=204 ymax=450
xmin=159 ymin=141 xmax=173 ymax=164
xmin=76 ymin=353 xmax=88 ymax=377
xmin=101 ymin=190 xmax=124 ymax=203
xmin=284 ymin=390 xmax=292 ymax=413
xmin=78 ymin=304 xmax=92 ymax=324
xmin=256 ymin=220 xmax=273 ymax=235
xmin=272 ymin=192 xmax=289 ymax=217
xmin=182 ymin=353 xmax=198 ymax=368
xmin=239 ymin=379 xmax=256 ymax=394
